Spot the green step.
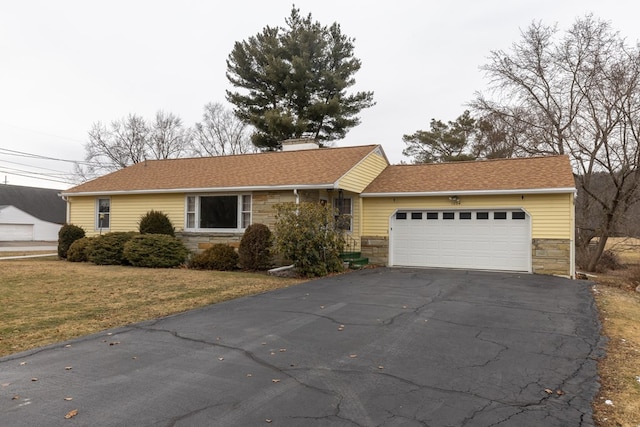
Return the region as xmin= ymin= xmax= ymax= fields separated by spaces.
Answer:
xmin=348 ymin=257 xmax=369 ymax=269
xmin=340 ymin=252 xmax=361 ymax=261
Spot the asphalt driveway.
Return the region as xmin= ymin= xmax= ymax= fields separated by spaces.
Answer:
xmin=0 ymin=268 xmax=602 ymax=426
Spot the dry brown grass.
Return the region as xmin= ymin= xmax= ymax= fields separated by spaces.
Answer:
xmin=591 ymin=238 xmax=640 ymax=426
xmin=0 ymin=258 xmax=304 ymax=357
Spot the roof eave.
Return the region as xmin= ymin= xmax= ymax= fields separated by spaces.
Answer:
xmin=61 ymin=183 xmax=337 ymax=197
xmin=360 ymin=187 xmax=577 ymax=197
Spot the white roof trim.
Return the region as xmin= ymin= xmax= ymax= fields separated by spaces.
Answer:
xmin=61 ymin=184 xmax=336 ymax=197
xmin=361 ymin=187 xmax=577 ymax=197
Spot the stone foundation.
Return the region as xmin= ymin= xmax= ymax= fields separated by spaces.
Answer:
xmin=532 ymin=238 xmax=571 ymax=277
xmin=176 ymin=232 xmax=243 ymax=253
xmin=360 ymin=235 xmax=389 ymax=265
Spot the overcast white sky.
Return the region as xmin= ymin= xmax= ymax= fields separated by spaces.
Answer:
xmin=1 ymin=0 xmax=639 ymax=189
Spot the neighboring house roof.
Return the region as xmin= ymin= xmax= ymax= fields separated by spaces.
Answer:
xmin=362 ymin=155 xmax=575 ymax=196
xmin=0 ymin=184 xmax=66 ymax=224
xmin=62 ymin=145 xmax=384 ymax=195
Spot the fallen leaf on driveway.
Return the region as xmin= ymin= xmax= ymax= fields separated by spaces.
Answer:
xmin=218 ymin=357 xmax=224 ymax=361
xmin=64 ymin=409 xmax=78 ymax=419
xmin=12 ymin=395 xmax=20 ymax=400
xmin=64 ymin=397 xmax=73 ymax=401
xmin=279 ymin=348 xmax=286 ymax=352
xmin=378 ymin=365 xmax=384 ymax=370
xmin=19 ymin=362 xmax=27 ymax=366
xmin=544 ymin=388 xmax=553 ymax=394
xmin=266 ymin=419 xmax=272 ymax=423
xmin=65 ymin=366 xmax=72 ymax=370
xmin=271 ymin=379 xmax=280 ymax=383
xmin=31 ymin=378 xmax=38 ymax=382
xmin=556 ymin=390 xmax=565 ymax=395
xmin=349 ymin=354 xmax=357 ymax=358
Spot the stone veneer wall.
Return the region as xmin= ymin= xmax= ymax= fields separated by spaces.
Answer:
xmin=531 ymin=238 xmax=572 ymax=277
xmin=176 ymin=232 xmax=244 ymax=253
xmin=360 ymin=235 xmax=389 ymax=265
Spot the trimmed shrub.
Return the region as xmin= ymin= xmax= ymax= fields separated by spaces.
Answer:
xmin=189 ymin=244 xmax=239 ymax=271
xmin=123 ymin=234 xmax=189 ymax=268
xmin=274 ymin=202 xmax=345 ymax=277
xmin=239 ymin=223 xmax=273 ymax=270
xmin=138 ymin=210 xmax=175 ymax=236
xmin=67 ymin=237 xmax=95 ymax=263
xmin=58 ymin=224 xmax=86 ymax=259
xmin=88 ymin=232 xmax=138 ymax=265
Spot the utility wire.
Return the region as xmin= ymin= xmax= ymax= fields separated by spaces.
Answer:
xmin=0 ymin=147 xmax=95 ymax=166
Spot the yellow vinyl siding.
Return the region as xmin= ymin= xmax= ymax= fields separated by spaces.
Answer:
xmin=67 ymin=196 xmax=97 ymax=234
xmin=337 ymin=151 xmax=388 ymax=193
xmin=110 ymin=194 xmax=185 ymax=232
xmin=68 ymin=194 xmax=185 ymax=235
xmin=362 ymin=193 xmax=573 ymax=239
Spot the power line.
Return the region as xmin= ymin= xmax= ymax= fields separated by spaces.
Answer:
xmin=0 ymin=158 xmax=73 ymax=175
xmin=0 ymin=168 xmax=75 ymax=185
xmin=0 ymin=147 xmax=96 ymax=166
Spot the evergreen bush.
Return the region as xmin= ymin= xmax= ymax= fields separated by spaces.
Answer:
xmin=138 ymin=210 xmax=175 ymax=236
xmin=274 ymin=202 xmax=345 ymax=277
xmin=67 ymin=237 xmax=94 ymax=262
xmin=58 ymin=224 xmax=86 ymax=259
xmin=239 ymin=223 xmax=273 ymax=270
xmin=123 ymin=234 xmax=189 ymax=268
xmin=189 ymin=244 xmax=239 ymax=271
xmin=88 ymin=232 xmax=138 ymax=265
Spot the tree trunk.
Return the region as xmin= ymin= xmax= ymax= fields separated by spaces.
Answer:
xmin=587 ymin=233 xmax=609 ymax=272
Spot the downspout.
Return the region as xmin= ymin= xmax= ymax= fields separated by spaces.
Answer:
xmin=293 ymin=189 xmax=299 ymax=204
xmin=59 ymin=193 xmax=70 ymax=224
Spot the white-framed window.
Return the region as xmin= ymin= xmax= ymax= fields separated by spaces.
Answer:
xmin=96 ymin=198 xmax=110 ymax=230
xmin=185 ymin=194 xmax=251 ymax=231
xmin=333 ymin=197 xmax=352 ymax=231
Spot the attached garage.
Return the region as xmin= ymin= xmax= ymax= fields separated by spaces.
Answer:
xmin=390 ymin=209 xmax=530 ymax=272
xmin=359 ymin=156 xmax=577 ymax=278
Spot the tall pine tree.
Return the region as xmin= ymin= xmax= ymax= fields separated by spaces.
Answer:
xmin=226 ymin=7 xmax=375 ymax=150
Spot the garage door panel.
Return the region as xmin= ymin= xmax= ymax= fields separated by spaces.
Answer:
xmin=391 ymin=210 xmax=530 ymax=272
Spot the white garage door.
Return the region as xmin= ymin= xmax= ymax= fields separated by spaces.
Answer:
xmin=390 ymin=209 xmax=531 ymax=272
xmin=0 ymin=224 xmax=34 ymax=241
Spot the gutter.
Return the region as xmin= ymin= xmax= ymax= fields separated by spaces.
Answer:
xmin=360 ymin=187 xmax=577 ymax=197
xmin=61 ymin=183 xmax=337 ymax=197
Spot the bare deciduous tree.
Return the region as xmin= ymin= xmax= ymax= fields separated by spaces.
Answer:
xmin=80 ymin=111 xmax=191 ymax=179
xmin=191 ymin=102 xmax=254 ymax=156
xmin=149 ymin=111 xmax=191 ymax=160
xmin=472 ymin=15 xmax=640 ymax=271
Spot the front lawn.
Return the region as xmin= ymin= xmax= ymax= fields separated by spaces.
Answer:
xmin=0 ymin=258 xmax=303 ymax=357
